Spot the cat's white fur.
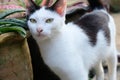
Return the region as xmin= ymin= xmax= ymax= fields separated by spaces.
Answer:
xmin=28 ymin=7 xmax=117 ymax=80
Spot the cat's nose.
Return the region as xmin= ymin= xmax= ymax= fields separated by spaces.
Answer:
xmin=37 ymin=27 xmax=43 ymax=33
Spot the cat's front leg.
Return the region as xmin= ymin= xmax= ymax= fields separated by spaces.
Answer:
xmin=107 ymin=51 xmax=117 ymax=80
xmin=60 ymin=72 xmax=88 ymax=80
xmin=94 ymin=62 xmax=104 ymax=80
xmin=63 ymin=65 xmax=89 ymax=80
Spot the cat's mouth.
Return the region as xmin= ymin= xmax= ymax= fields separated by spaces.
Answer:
xmin=36 ymin=32 xmax=50 ymax=38
xmin=36 ymin=33 xmax=46 ymax=37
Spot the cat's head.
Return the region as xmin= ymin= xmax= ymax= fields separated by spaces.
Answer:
xmin=25 ymin=0 xmax=67 ymax=40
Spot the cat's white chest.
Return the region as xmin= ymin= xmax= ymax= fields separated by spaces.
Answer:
xmin=38 ymin=32 xmax=80 ymax=66
xmin=39 ymin=41 xmax=85 ymax=80
xmin=36 ymin=27 xmax=86 ymax=78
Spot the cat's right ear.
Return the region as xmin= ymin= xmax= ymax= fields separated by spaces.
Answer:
xmin=51 ymin=0 xmax=67 ymax=16
xmin=25 ymin=0 xmax=39 ymax=15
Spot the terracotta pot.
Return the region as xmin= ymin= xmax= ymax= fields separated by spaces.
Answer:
xmin=0 ymin=32 xmax=33 ymax=80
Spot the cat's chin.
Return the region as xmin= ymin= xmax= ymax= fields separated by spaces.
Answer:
xmin=34 ymin=33 xmax=50 ymax=41
xmin=36 ymin=33 xmax=46 ymax=37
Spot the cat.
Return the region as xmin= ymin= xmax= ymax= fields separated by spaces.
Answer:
xmin=25 ymin=0 xmax=117 ymax=80
xmin=27 ymin=1 xmax=89 ymax=80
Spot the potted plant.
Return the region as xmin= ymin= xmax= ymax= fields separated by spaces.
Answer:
xmin=0 ymin=8 xmax=33 ymax=80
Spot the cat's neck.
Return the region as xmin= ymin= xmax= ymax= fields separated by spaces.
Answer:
xmin=36 ymin=23 xmax=67 ymax=43
xmin=37 ymin=25 xmax=67 ymax=53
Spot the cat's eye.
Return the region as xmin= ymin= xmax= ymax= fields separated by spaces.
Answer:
xmin=45 ymin=18 xmax=54 ymax=23
xmin=29 ymin=18 xmax=37 ymax=23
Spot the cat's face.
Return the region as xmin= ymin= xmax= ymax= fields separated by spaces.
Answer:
xmin=25 ymin=0 xmax=66 ymax=40
xmin=28 ymin=7 xmax=65 ymax=40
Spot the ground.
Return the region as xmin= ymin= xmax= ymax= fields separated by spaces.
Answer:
xmin=104 ymin=13 xmax=120 ymax=80
xmin=113 ymin=13 xmax=120 ymax=51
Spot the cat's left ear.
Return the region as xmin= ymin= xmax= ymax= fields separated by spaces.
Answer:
xmin=25 ymin=0 xmax=39 ymax=15
xmin=52 ymin=0 xmax=67 ymax=16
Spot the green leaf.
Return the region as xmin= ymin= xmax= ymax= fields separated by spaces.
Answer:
xmin=0 ymin=9 xmax=25 ymax=19
xmin=0 ymin=18 xmax=27 ymax=29
xmin=0 ymin=26 xmax=26 ymax=38
xmin=35 ymin=0 xmax=42 ymax=6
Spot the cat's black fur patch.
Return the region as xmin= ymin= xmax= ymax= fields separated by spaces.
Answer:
xmin=26 ymin=7 xmax=41 ymax=20
xmin=74 ymin=12 xmax=110 ymax=46
xmin=66 ymin=9 xmax=87 ymax=23
xmin=45 ymin=6 xmax=55 ymax=12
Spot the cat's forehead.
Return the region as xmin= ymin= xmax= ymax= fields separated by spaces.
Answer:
xmin=30 ymin=7 xmax=57 ymax=18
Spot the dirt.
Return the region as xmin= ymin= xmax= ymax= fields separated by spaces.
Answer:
xmin=111 ymin=13 xmax=120 ymax=80
xmin=112 ymin=13 xmax=120 ymax=51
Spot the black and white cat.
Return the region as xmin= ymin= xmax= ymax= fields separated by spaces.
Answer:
xmin=25 ymin=0 xmax=117 ymax=80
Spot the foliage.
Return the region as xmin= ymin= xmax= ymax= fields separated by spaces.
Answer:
xmin=0 ymin=26 xmax=26 ymax=38
xmin=0 ymin=0 xmax=43 ymax=38
xmin=0 ymin=9 xmax=25 ymax=19
xmin=34 ymin=0 xmax=42 ymax=6
xmin=0 ymin=9 xmax=27 ymax=38
xmin=7 ymin=0 xmax=43 ymax=8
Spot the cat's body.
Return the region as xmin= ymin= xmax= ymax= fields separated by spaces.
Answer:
xmin=25 ymin=0 xmax=117 ymax=80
